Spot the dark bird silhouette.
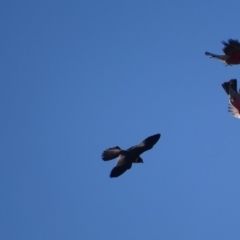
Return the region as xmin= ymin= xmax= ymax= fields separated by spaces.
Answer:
xmin=205 ymin=39 xmax=240 ymax=65
xmin=102 ymin=133 xmax=161 ymax=178
xmin=222 ymin=79 xmax=240 ymax=118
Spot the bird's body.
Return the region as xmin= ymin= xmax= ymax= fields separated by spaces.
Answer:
xmin=102 ymin=134 xmax=161 ymax=178
xmin=222 ymin=79 xmax=240 ymax=118
xmin=205 ymin=39 xmax=240 ymax=65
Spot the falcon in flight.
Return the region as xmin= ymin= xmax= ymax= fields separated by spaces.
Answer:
xmin=205 ymin=39 xmax=240 ymax=65
xmin=222 ymin=79 xmax=240 ymax=118
xmin=102 ymin=133 xmax=161 ymax=178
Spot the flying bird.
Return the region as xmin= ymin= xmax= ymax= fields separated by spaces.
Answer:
xmin=222 ymin=79 xmax=240 ymax=118
xmin=205 ymin=39 xmax=240 ymax=65
xmin=102 ymin=133 xmax=161 ymax=178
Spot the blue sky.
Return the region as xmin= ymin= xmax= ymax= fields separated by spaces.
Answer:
xmin=1 ymin=0 xmax=240 ymax=239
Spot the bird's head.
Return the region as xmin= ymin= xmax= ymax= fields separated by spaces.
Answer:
xmin=135 ymin=156 xmax=144 ymax=163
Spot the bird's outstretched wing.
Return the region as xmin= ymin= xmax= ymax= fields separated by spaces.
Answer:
xmin=222 ymin=39 xmax=240 ymax=55
xmin=110 ymin=155 xmax=132 ymax=178
xmin=127 ymin=133 xmax=161 ymax=156
xmin=102 ymin=146 xmax=121 ymax=161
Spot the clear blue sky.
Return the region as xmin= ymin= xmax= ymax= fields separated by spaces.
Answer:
xmin=1 ymin=0 xmax=240 ymax=239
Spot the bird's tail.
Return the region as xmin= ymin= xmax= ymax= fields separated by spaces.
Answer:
xmin=102 ymin=146 xmax=122 ymax=161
